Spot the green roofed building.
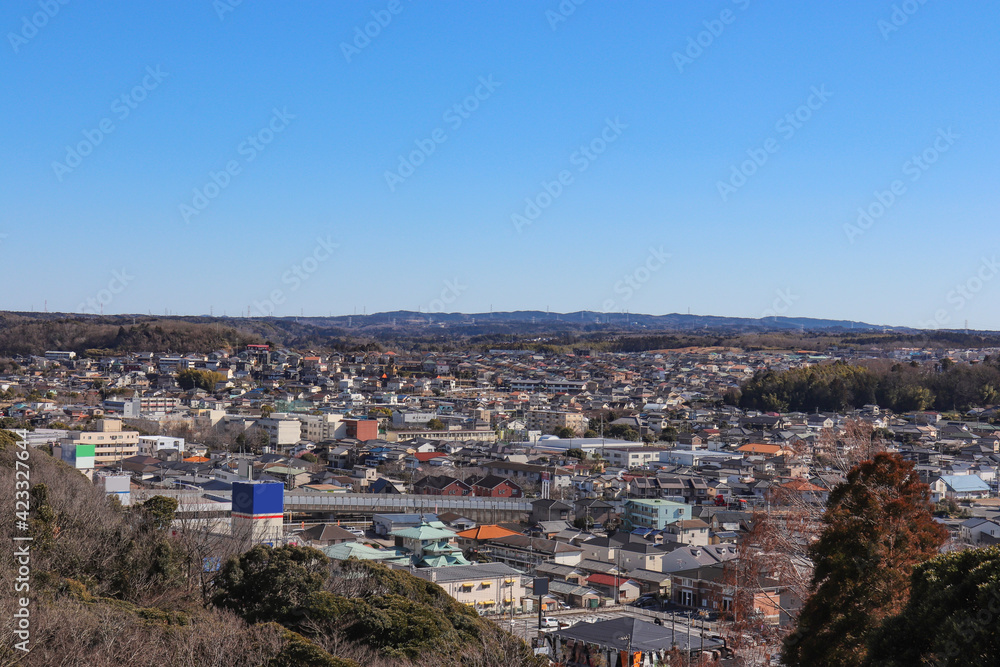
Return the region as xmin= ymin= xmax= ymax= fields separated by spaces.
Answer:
xmin=391 ymin=520 xmax=471 ymax=567
xmin=321 ymin=541 xmax=410 ymax=565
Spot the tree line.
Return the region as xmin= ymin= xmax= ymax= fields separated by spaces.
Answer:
xmin=735 ymin=358 xmax=1000 ymax=413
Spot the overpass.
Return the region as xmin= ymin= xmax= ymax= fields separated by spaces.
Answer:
xmin=133 ymin=488 xmax=532 ymax=524
xmin=284 ymin=493 xmax=531 ymax=523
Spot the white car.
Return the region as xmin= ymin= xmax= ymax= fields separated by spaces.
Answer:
xmin=540 ymin=617 xmax=559 ymax=629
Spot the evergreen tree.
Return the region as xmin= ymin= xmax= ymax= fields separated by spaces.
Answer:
xmin=212 ymin=544 xmax=330 ymax=624
xmin=783 ymin=453 xmax=947 ymax=667
xmin=865 ymin=546 xmax=1000 ymax=666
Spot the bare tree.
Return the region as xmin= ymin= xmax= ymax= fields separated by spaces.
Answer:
xmin=720 ymin=419 xmax=887 ymax=665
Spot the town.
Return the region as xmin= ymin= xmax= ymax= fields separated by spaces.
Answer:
xmin=7 ymin=339 xmax=1000 ymax=663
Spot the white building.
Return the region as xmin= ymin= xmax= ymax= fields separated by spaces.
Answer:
xmin=138 ymin=435 xmax=186 ymax=456
xmin=256 ymin=415 xmax=303 ymax=448
xmin=411 ymin=562 xmax=527 ymax=615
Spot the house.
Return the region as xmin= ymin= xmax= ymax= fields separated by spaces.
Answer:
xmin=480 ymin=534 xmax=583 ymax=572
xmin=929 ymin=474 xmax=991 ymax=502
xmin=261 ymin=465 xmax=312 ymax=489
xmin=436 ymin=511 xmax=477 ymax=531
xmin=530 ymin=499 xmax=572 ymax=524
xmin=455 ymin=524 xmax=521 ymax=550
xmin=406 ymin=451 xmax=451 ymax=470
xmin=297 ymin=523 xmax=358 ymax=547
xmin=775 ymin=478 xmax=828 ymax=504
xmin=959 ymin=517 xmax=1000 ymax=544
xmin=586 ymin=573 xmax=641 ymax=603
xmin=574 ymin=498 xmax=614 ymax=526
xmin=320 ymin=541 xmax=409 ymax=565
xmin=531 ymin=520 xmax=576 ymax=539
xmin=625 ymin=568 xmax=672 ymax=598
xmin=663 ymin=519 xmax=711 ymax=546
xmin=413 ymin=475 xmax=473 ymax=497
xmin=368 ymin=478 xmax=405 ymax=495
xmin=736 ymin=443 xmax=790 ymax=457
xmin=478 ymin=461 xmax=573 ymax=489
xmin=552 ymin=617 xmax=727 ymax=663
xmin=661 ymin=545 xmax=738 ymax=574
xmin=535 ymin=562 xmax=590 ymax=587
xmin=411 ymin=562 xmax=526 ymax=615
xmin=671 ymin=562 xmax=781 ymax=623
xmin=548 ymin=579 xmax=603 ymax=609
xmin=471 ymin=474 xmax=523 ymax=498
xmin=618 ymin=540 xmax=669 ymax=572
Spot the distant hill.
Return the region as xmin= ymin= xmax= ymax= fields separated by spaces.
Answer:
xmin=4 ymin=309 xmax=996 ymax=357
xmin=313 ymin=310 xmax=896 ymax=332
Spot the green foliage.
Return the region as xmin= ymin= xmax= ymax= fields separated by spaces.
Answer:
xmin=177 ymin=368 xmax=227 ymax=391
xmin=658 ymin=427 xmax=678 ymax=442
xmin=0 ymin=313 xmax=261 ymax=356
xmin=783 ymin=453 xmax=948 ymax=667
xmin=554 ymin=426 xmax=577 ymax=439
xmin=140 ymin=495 xmax=179 ymax=530
xmin=267 ymin=625 xmax=358 ymax=667
xmin=0 ymin=428 xmax=20 ymax=451
xmin=565 ymin=448 xmax=586 ymax=460
xmin=865 ymin=547 xmax=1000 ymax=666
xmin=741 ymin=358 xmax=1000 ymax=413
xmin=301 ymin=452 xmax=318 ymax=463
xmin=605 ymin=423 xmax=639 ymax=441
xmin=933 ymin=498 xmax=970 ymax=518
xmin=301 ymin=560 xmax=527 ymax=662
xmin=425 ymin=418 xmax=445 ymax=430
xmin=212 ymin=545 xmax=331 ymax=624
xmin=30 ymin=483 xmax=58 ymax=551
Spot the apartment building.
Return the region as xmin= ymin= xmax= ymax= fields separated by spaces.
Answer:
xmin=60 ymin=419 xmax=139 ymax=464
xmin=622 ymin=499 xmax=692 ymax=530
xmin=603 ymin=446 xmax=666 ymax=469
xmin=526 ymin=409 xmax=587 ymax=436
xmin=299 ymin=413 xmax=347 ymax=442
xmin=412 ymin=563 xmax=526 ymax=613
xmin=256 ymin=414 xmax=302 ymax=448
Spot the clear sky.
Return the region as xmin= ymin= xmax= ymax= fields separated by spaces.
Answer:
xmin=3 ymin=1 xmax=999 ymax=329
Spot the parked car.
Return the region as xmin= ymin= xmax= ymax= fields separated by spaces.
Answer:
xmin=540 ymin=617 xmax=559 ymax=629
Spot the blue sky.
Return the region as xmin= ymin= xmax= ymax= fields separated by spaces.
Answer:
xmin=3 ymin=1 xmax=999 ymax=329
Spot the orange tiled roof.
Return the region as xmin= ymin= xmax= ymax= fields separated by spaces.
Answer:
xmin=736 ymin=443 xmax=782 ymax=454
xmin=456 ymin=525 xmax=521 ymax=541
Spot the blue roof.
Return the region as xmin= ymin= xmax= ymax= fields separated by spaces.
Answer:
xmin=940 ymin=475 xmax=990 ymax=492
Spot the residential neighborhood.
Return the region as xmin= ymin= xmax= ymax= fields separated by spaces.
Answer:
xmin=7 ymin=341 xmax=1000 ymax=664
